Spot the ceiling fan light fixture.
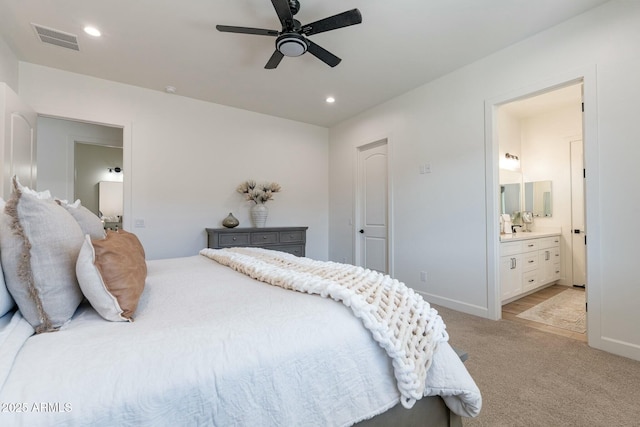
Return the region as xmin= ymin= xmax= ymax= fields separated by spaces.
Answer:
xmin=276 ymin=33 xmax=307 ymax=57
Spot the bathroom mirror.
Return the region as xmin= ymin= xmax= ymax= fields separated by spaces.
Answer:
xmin=500 ymin=183 xmax=521 ymax=217
xmin=524 ymin=180 xmax=552 ymax=217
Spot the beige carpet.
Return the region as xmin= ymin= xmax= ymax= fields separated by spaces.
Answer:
xmin=433 ymin=304 xmax=640 ymax=427
xmin=516 ymin=288 xmax=586 ymax=333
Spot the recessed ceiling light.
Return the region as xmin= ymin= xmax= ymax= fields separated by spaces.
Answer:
xmin=326 ymin=96 xmax=335 ymax=104
xmin=84 ymin=26 xmax=101 ymax=37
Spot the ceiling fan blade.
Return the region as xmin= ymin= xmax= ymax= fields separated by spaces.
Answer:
xmin=265 ymin=50 xmax=285 ymax=69
xmin=271 ymin=0 xmax=295 ymax=30
xmin=216 ymin=25 xmax=279 ymax=36
xmin=306 ymin=40 xmax=341 ymax=67
xmin=302 ymin=9 xmax=362 ymax=36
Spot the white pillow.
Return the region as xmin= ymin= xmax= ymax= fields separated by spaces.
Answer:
xmin=0 ymin=199 xmax=16 ymax=317
xmin=0 ymin=177 xmax=85 ymax=332
xmin=0 ymin=264 xmax=13 ymax=318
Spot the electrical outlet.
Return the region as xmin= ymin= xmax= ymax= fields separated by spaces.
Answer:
xmin=134 ymin=218 xmax=145 ymax=228
xmin=419 ymin=163 xmax=432 ymax=174
xmin=420 ymin=271 xmax=427 ymax=282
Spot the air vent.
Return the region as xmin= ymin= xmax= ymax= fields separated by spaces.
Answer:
xmin=32 ymin=23 xmax=79 ymax=51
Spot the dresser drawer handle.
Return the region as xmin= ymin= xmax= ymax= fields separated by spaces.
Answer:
xmin=263 ymin=236 xmax=267 ymax=239
xmin=527 ymin=244 xmax=534 ymax=247
xmin=232 ymin=237 xmax=237 ymax=241
xmin=528 ymin=260 xmax=534 ymax=264
xmin=528 ymin=279 xmax=535 ymax=283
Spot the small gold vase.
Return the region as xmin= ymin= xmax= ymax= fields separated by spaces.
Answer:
xmin=222 ymin=212 xmax=239 ymax=228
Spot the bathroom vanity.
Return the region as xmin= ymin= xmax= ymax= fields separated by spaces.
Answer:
xmin=500 ymin=232 xmax=561 ymax=303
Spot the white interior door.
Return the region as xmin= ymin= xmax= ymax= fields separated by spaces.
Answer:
xmin=570 ymin=139 xmax=586 ymax=287
xmin=1 ymin=84 xmax=37 ymax=198
xmin=356 ymin=141 xmax=389 ymax=273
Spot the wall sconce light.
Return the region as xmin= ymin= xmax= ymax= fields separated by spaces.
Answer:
xmin=108 ymin=167 xmax=122 ymax=173
xmin=501 ymin=152 xmax=520 ymax=171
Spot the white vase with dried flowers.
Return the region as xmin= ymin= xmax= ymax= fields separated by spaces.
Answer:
xmin=236 ymin=180 xmax=281 ymax=228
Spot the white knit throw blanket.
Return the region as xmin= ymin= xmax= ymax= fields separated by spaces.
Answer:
xmin=200 ymin=247 xmax=449 ymax=408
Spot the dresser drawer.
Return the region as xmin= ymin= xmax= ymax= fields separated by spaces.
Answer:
xmin=219 ymin=233 xmax=250 ymax=246
xmin=279 ymin=230 xmax=305 ymax=243
xmin=271 ymin=245 xmax=305 ymax=257
xmin=206 ymin=227 xmax=307 ymax=256
xmin=250 ymin=232 xmax=278 ymax=245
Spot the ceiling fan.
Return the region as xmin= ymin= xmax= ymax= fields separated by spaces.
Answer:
xmin=216 ymin=0 xmax=362 ymax=69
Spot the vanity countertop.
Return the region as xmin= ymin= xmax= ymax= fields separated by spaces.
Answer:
xmin=500 ymin=230 xmax=561 ymax=242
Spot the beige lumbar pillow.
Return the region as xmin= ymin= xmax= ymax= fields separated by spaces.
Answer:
xmin=0 ymin=177 xmax=85 ymax=332
xmin=76 ymin=229 xmax=146 ymax=321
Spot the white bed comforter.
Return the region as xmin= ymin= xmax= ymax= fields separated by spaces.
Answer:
xmin=0 ymin=255 xmax=480 ymax=426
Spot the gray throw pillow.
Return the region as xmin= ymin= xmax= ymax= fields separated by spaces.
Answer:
xmin=0 ymin=177 xmax=85 ymax=332
xmin=56 ymin=199 xmax=106 ymax=240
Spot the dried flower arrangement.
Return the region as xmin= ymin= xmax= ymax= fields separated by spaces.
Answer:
xmin=236 ymin=180 xmax=281 ymax=204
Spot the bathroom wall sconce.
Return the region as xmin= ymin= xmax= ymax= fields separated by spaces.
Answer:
xmin=108 ymin=167 xmax=122 ymax=173
xmin=501 ymin=152 xmax=520 ymax=171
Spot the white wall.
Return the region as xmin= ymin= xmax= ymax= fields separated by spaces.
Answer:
xmin=19 ymin=64 xmax=329 ymax=261
xmin=0 ymin=36 xmax=19 ymax=91
xmin=329 ymin=0 xmax=640 ymax=360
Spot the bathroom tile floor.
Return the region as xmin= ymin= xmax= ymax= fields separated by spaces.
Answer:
xmin=502 ymin=284 xmax=587 ymax=342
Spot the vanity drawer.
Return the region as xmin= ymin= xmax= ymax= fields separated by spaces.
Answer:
xmin=219 ymin=233 xmax=250 ymax=246
xmin=522 ymin=240 xmax=539 ymax=252
xmin=538 ymin=236 xmax=560 ymax=249
xmin=500 ymin=241 xmax=522 ymax=256
xmin=279 ymin=230 xmax=305 ymax=243
xmin=251 ymin=232 xmax=278 ymax=245
xmin=522 ymin=270 xmax=539 ymax=292
xmin=522 ymin=252 xmax=538 ymax=272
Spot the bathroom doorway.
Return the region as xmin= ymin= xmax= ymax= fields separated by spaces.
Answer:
xmin=495 ymin=82 xmax=587 ymax=336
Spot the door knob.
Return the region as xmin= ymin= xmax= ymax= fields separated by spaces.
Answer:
xmin=359 ymin=229 xmax=364 ymax=234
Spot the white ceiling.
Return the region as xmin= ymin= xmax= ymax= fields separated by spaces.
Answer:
xmin=0 ymin=0 xmax=609 ymax=127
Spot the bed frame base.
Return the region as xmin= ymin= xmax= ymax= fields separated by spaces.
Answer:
xmin=354 ymin=396 xmax=462 ymax=427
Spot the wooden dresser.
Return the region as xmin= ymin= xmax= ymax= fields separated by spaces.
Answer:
xmin=206 ymin=226 xmax=308 ymax=257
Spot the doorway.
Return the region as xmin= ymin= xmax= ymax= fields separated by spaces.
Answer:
xmin=496 ymin=81 xmax=585 ymax=310
xmin=486 ymin=67 xmax=601 ymax=348
xmin=36 ymin=116 xmax=124 ymax=220
xmin=355 ymin=139 xmax=390 ymax=274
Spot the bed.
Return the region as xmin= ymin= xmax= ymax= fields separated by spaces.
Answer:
xmin=0 ymin=178 xmax=481 ymax=426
